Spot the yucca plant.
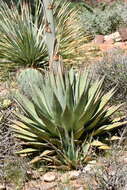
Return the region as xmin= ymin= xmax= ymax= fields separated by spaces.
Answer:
xmin=0 ymin=0 xmax=48 ymax=69
xmin=12 ymin=65 xmax=127 ymax=169
xmin=0 ymin=0 xmax=88 ymax=73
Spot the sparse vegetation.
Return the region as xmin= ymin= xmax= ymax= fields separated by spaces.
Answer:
xmin=85 ymin=144 xmax=127 ymax=190
xmin=92 ymin=49 xmax=127 ymax=108
xmin=80 ymin=2 xmax=125 ymax=36
xmin=0 ymin=0 xmax=127 ymax=189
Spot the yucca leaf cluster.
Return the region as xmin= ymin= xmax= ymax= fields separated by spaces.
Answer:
xmin=12 ymin=66 xmax=127 ymax=169
xmin=0 ymin=0 xmax=88 ymax=74
xmin=0 ymin=0 xmax=47 ymax=68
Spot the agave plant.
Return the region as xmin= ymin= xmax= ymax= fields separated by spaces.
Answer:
xmin=0 ymin=0 xmax=88 ymax=73
xmin=12 ymin=66 xmax=127 ymax=169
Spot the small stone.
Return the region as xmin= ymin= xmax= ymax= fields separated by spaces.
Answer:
xmin=42 ymin=183 xmax=57 ymax=190
xmin=43 ymin=172 xmax=57 ymax=182
xmin=27 ymin=170 xmax=41 ymax=180
xmin=77 ymin=187 xmax=84 ymax=190
xmin=115 ymin=37 xmax=121 ymax=42
xmin=32 ymin=171 xmax=41 ymax=179
xmin=123 ymin=158 xmax=127 ymax=164
xmin=69 ymin=171 xmax=80 ymax=180
xmin=0 ymin=185 xmax=6 ymax=190
xmin=123 ymin=184 xmax=127 ymax=190
xmin=24 ymin=188 xmax=38 ymax=190
xmin=105 ymin=31 xmax=121 ymax=41
xmin=83 ymin=164 xmax=92 ymax=172
xmin=83 ymin=163 xmax=96 ymax=173
xmin=61 ymin=170 xmax=80 ymax=182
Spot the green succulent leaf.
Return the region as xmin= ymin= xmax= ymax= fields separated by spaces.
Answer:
xmin=13 ymin=65 xmax=127 ymax=169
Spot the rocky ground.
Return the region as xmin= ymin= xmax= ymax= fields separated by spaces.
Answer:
xmin=0 ymin=154 xmax=127 ymax=190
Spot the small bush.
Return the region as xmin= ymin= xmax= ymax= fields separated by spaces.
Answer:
xmin=86 ymin=144 xmax=127 ymax=190
xmin=4 ymin=158 xmax=27 ymax=190
xmin=0 ymin=97 xmax=28 ymax=189
xmin=80 ymin=2 xmax=124 ymax=36
xmin=118 ymin=3 xmax=127 ymax=25
xmin=92 ymin=49 xmax=127 ymax=109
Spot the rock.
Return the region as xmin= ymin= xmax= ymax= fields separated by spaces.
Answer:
xmin=77 ymin=187 xmax=84 ymax=190
xmin=24 ymin=180 xmax=57 ymax=190
xmin=0 ymin=185 xmax=6 ymax=190
xmin=41 ymin=183 xmax=57 ymax=190
xmin=105 ymin=32 xmax=121 ymax=42
xmin=123 ymin=184 xmax=127 ymax=190
xmin=123 ymin=157 xmax=127 ymax=164
xmin=69 ymin=171 xmax=80 ymax=180
xmin=43 ymin=172 xmax=57 ymax=182
xmin=83 ymin=164 xmax=93 ymax=172
xmin=119 ymin=27 xmax=127 ymax=41
xmin=115 ymin=36 xmax=122 ymax=42
xmin=83 ymin=162 xmax=97 ymax=173
xmin=94 ymin=35 xmax=104 ymax=44
xmin=32 ymin=171 xmax=41 ymax=179
xmin=27 ymin=170 xmax=41 ymax=180
xmin=61 ymin=171 xmax=80 ymax=183
xmin=104 ymin=39 xmax=114 ymax=44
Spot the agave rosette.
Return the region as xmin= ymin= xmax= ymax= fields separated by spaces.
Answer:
xmin=12 ymin=67 xmax=127 ymax=167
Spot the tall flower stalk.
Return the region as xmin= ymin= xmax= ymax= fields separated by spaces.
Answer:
xmin=43 ymin=0 xmax=60 ymax=68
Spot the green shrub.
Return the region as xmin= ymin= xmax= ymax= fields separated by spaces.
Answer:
xmin=118 ymin=3 xmax=127 ymax=25
xmin=80 ymin=2 xmax=124 ymax=36
xmin=12 ymin=65 xmax=127 ymax=169
xmin=4 ymin=158 xmax=27 ymax=190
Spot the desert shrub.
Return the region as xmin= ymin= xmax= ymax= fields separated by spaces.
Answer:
xmin=92 ymin=49 xmax=127 ymax=109
xmin=86 ymin=144 xmax=127 ymax=190
xmin=0 ymin=98 xmax=28 ymax=189
xmin=118 ymin=2 xmax=127 ymax=25
xmin=80 ymin=2 xmax=124 ymax=36
xmin=4 ymin=158 xmax=27 ymax=190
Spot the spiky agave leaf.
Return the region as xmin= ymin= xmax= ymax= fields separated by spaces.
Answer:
xmin=12 ymin=66 xmax=127 ymax=168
